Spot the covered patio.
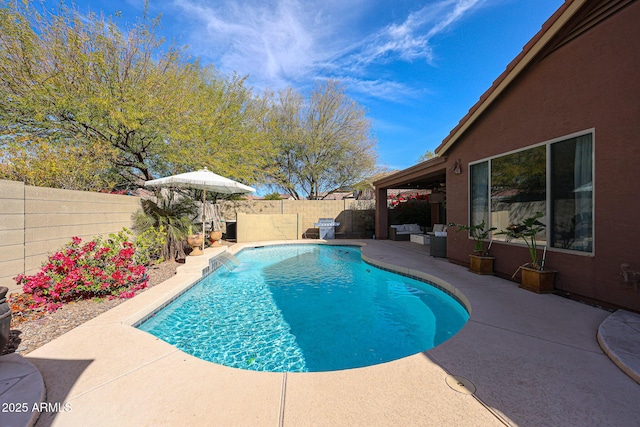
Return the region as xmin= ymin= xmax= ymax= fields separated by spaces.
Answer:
xmin=373 ymin=156 xmax=448 ymax=240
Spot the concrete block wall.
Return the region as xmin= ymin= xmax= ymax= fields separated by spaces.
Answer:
xmin=283 ymin=200 xmax=343 ymax=235
xmin=236 ymin=213 xmax=299 ymax=242
xmin=218 ymin=199 xmax=375 ymax=239
xmin=0 ymin=180 xmax=25 ymax=295
xmin=0 ymin=180 xmax=141 ymax=293
xmin=217 ymin=200 xmax=284 ymax=218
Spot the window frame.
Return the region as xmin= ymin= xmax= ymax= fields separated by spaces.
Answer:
xmin=467 ymin=128 xmax=595 ymax=256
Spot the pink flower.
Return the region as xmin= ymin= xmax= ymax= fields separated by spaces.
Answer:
xmin=119 ymin=291 xmax=136 ymax=299
xmin=14 ymin=233 xmax=151 ymax=313
xmin=118 ymin=247 xmax=135 ymax=260
xmin=94 ymin=247 xmax=111 ymax=259
xmin=82 ymin=241 xmax=97 ymax=253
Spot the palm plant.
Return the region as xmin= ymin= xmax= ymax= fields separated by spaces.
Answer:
xmin=133 ymin=192 xmax=198 ymax=261
xmin=452 ymin=220 xmax=497 ymax=255
xmin=499 ymin=211 xmax=546 ymax=269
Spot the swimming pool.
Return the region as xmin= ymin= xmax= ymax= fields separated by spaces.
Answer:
xmin=138 ymin=244 xmax=469 ymax=372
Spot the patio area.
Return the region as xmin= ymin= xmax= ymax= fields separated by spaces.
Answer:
xmin=13 ymin=240 xmax=640 ymax=426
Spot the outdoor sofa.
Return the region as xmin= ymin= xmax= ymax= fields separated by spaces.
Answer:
xmin=388 ymin=223 xmax=423 ymax=241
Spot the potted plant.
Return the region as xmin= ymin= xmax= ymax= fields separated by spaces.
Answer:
xmin=499 ymin=211 xmax=556 ymax=293
xmin=452 ymin=220 xmax=497 ymax=275
xmin=186 ymin=226 xmax=204 ymax=256
xmin=0 ymin=287 xmax=11 ymax=353
xmin=209 ymin=225 xmax=223 ymax=247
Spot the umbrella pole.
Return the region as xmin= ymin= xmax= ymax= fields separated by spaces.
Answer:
xmin=202 ymin=190 xmax=206 ymax=251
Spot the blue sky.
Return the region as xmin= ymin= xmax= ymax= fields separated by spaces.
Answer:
xmin=69 ymin=0 xmax=562 ymax=171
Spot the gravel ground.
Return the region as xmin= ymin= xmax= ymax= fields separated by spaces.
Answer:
xmin=2 ymin=260 xmax=180 ymax=356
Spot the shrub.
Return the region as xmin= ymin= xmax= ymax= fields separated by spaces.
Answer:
xmin=106 ymin=227 xmax=166 ymax=266
xmin=14 ymin=235 xmax=148 ymax=312
xmin=133 ymin=195 xmax=197 ymax=261
xmin=388 ymin=199 xmax=431 ymax=226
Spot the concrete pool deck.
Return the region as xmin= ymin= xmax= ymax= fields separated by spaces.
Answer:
xmin=12 ymin=239 xmax=640 ymax=426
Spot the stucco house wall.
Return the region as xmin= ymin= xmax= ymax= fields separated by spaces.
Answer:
xmin=444 ymin=1 xmax=640 ymax=310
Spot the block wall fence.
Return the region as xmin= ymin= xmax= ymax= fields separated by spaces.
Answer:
xmin=217 ymin=199 xmax=375 ymax=242
xmin=0 ymin=180 xmax=142 ymax=293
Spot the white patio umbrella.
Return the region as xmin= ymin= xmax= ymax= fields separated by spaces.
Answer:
xmin=144 ymin=167 xmax=256 ymax=250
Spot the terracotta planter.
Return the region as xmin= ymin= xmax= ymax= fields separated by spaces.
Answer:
xmin=469 ymin=254 xmax=495 ymax=275
xmin=0 ymin=287 xmax=11 ymax=353
xmin=520 ymin=267 xmax=556 ymax=293
xmin=186 ymin=234 xmax=204 ymax=256
xmin=209 ymin=230 xmax=223 ymax=247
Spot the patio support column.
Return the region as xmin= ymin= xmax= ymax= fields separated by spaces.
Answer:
xmin=375 ymin=187 xmax=388 ymax=239
xmin=431 ymin=202 xmax=440 ymax=225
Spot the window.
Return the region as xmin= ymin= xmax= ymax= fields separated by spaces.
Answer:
xmin=550 ymin=134 xmax=593 ymax=252
xmin=470 ymin=132 xmax=593 ymax=253
xmin=470 ymin=161 xmax=489 ymax=227
xmin=491 ymin=145 xmax=547 ymax=242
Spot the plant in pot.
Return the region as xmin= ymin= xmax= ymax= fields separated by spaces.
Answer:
xmin=451 ymin=220 xmax=497 ymax=275
xmin=209 ymin=223 xmax=223 ymax=247
xmin=0 ymin=287 xmax=11 ymax=353
xmin=498 ymin=211 xmax=556 ymax=293
xmin=186 ymin=225 xmax=204 ymax=256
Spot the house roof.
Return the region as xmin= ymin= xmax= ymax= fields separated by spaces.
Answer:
xmin=373 ymin=155 xmax=447 ymax=189
xmin=320 ymin=191 xmax=355 ymax=200
xmin=374 ymin=0 xmax=632 ymax=190
xmin=435 ymin=0 xmax=587 ymax=156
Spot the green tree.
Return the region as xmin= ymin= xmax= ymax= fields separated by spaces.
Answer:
xmin=0 ymin=133 xmax=117 ymax=190
xmin=0 ymin=1 xmax=267 ymax=189
xmin=417 ymin=150 xmax=436 ymax=163
xmin=264 ymin=80 xmax=377 ymax=199
xmin=263 ymin=192 xmax=283 ymax=200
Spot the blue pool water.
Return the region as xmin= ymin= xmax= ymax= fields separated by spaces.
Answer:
xmin=138 ymin=245 xmax=469 ymax=372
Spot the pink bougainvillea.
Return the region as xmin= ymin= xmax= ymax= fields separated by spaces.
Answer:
xmin=15 ymin=235 xmax=148 ymax=312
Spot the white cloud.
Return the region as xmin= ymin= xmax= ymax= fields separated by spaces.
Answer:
xmin=334 ymin=77 xmax=427 ymax=103
xmin=171 ymin=0 xmax=487 ymax=97
xmin=425 ymin=0 xmax=487 ymax=38
xmin=341 ymin=0 xmax=486 ymax=71
xmin=172 ymin=0 xmax=346 ymax=87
